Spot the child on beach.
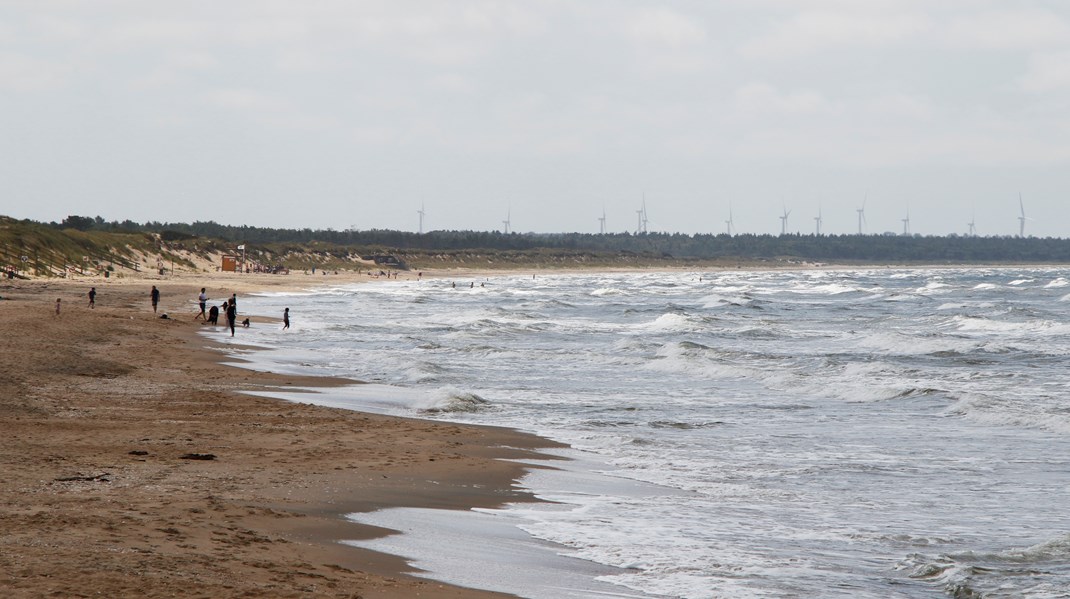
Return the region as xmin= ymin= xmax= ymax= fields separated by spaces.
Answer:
xmin=54 ymin=298 xmax=61 ymax=316
xmin=196 ymin=288 xmax=208 ymax=320
xmin=150 ymin=286 xmax=160 ymax=313
xmin=87 ymin=287 xmax=96 ymax=309
xmin=282 ymin=307 xmax=289 ymax=330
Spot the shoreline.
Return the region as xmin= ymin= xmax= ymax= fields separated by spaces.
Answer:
xmin=6 ymin=263 xmax=1068 ymax=597
xmin=0 ymin=274 xmax=566 ymax=598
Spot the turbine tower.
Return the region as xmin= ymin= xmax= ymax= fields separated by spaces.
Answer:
xmin=814 ymin=205 xmax=823 ymax=236
xmin=636 ymin=194 xmax=648 ymax=234
xmin=1018 ymin=193 xmax=1029 ymax=238
xmin=856 ymin=195 xmax=867 ymax=235
xmin=502 ymin=209 xmax=511 ymax=235
xmin=417 ymin=203 xmax=426 ymax=234
xmin=598 ymin=207 xmax=606 ymax=234
xmin=725 ymin=203 xmax=735 ymax=236
xmin=967 ymin=212 xmax=976 ymax=237
xmin=779 ymin=206 xmax=791 ymax=236
xmin=902 ymin=208 xmax=911 ymax=236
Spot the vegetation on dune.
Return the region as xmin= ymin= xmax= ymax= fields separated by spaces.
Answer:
xmin=3 ymin=213 xmax=1070 ymax=279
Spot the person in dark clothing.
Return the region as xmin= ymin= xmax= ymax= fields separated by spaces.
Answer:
xmin=88 ymin=287 xmax=96 ymax=309
xmin=225 ymin=300 xmax=237 ymax=337
xmin=150 ymin=286 xmax=160 ymax=313
xmin=282 ymin=307 xmax=290 ymax=330
xmin=207 ymin=303 xmax=219 ymax=325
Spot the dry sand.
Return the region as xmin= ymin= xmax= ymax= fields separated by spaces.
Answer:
xmin=0 ymin=270 xmax=565 ymax=598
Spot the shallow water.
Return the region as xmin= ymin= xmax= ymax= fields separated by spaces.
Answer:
xmin=229 ymin=267 xmax=1070 ymax=598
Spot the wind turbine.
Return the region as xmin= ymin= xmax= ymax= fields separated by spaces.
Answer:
xmin=814 ymin=205 xmax=823 ymax=236
xmin=902 ymin=208 xmax=911 ymax=236
xmin=725 ymin=203 xmax=735 ymax=236
xmin=502 ymin=208 xmax=511 ymax=235
xmin=779 ymin=206 xmax=791 ymax=236
xmin=856 ymin=194 xmax=867 ymax=235
xmin=636 ymin=194 xmax=648 ymax=234
xmin=417 ymin=203 xmax=426 ymax=234
xmin=967 ymin=211 xmax=976 ymax=237
xmin=598 ymin=207 xmax=606 ymax=234
xmin=1018 ymin=193 xmax=1030 ymax=237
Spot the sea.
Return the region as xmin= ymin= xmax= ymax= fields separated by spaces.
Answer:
xmin=219 ymin=267 xmax=1070 ymax=599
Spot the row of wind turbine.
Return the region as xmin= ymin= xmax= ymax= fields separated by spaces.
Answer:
xmin=411 ymin=194 xmax=1033 ymax=237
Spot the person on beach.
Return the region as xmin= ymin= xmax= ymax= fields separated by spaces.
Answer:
xmin=87 ymin=287 xmax=96 ymax=309
xmin=196 ymin=288 xmax=208 ymax=320
xmin=54 ymin=297 xmax=61 ymax=317
xmin=225 ymin=300 xmax=237 ymax=337
xmin=207 ymin=303 xmax=220 ymax=325
xmin=282 ymin=307 xmax=289 ymax=330
xmin=230 ymin=293 xmax=237 ymax=313
xmin=150 ymin=286 xmax=160 ymax=313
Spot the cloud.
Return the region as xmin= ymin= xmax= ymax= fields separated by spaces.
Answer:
xmin=623 ymin=7 xmax=706 ymax=48
xmin=199 ymin=88 xmax=336 ymax=130
xmin=427 ymin=72 xmax=476 ymax=94
xmin=1020 ymin=51 xmax=1070 ymax=92
xmin=202 ymin=88 xmax=287 ymax=112
xmin=946 ymin=10 xmax=1070 ymax=50
xmin=733 ymin=83 xmax=832 ymax=117
xmin=864 ymin=93 xmax=933 ymax=120
xmin=740 ymin=11 xmax=931 ymax=59
xmin=0 ymin=52 xmax=67 ymax=92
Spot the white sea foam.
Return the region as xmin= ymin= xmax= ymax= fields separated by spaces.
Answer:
xmin=231 ymin=267 xmax=1070 ymax=599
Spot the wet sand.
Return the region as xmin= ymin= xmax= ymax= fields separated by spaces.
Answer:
xmin=0 ymin=272 xmax=564 ymax=598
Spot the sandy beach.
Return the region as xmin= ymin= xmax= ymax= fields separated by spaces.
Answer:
xmin=0 ymin=270 xmax=563 ymax=598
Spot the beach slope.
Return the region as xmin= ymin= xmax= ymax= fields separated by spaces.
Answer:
xmin=0 ymin=278 xmax=560 ymax=598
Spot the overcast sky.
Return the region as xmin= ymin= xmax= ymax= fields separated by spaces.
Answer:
xmin=2 ymin=1 xmax=1069 ymax=237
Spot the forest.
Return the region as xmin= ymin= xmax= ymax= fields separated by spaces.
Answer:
xmin=50 ymin=215 xmax=1070 ymax=264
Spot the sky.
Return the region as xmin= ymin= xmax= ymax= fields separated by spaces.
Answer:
xmin=2 ymin=1 xmax=1069 ymax=237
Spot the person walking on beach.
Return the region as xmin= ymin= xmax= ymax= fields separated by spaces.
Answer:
xmin=282 ymin=307 xmax=290 ymax=330
xmin=150 ymin=286 xmax=160 ymax=313
xmin=195 ymin=288 xmax=208 ymax=320
xmin=54 ymin=297 xmax=61 ymax=317
xmin=87 ymin=287 xmax=96 ymax=309
xmin=225 ymin=299 xmax=237 ymax=337
xmin=230 ymin=293 xmax=237 ymax=313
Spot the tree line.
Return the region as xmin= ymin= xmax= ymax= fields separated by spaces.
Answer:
xmin=51 ymin=215 xmax=1070 ymax=263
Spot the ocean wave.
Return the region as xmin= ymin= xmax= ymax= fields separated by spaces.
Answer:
xmin=699 ymin=293 xmax=754 ymax=307
xmin=900 ymin=535 xmax=1070 ymax=598
xmin=418 ymin=390 xmax=491 ymax=414
xmin=946 ymin=395 xmax=1070 ymax=434
xmin=648 ymin=420 xmax=725 ymax=429
xmin=788 ymin=283 xmax=863 ymax=295
xmin=635 ymin=313 xmax=697 ymax=334
xmin=590 ymin=287 xmax=625 ymax=296
xmin=949 ymin=315 xmax=1066 ymax=335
